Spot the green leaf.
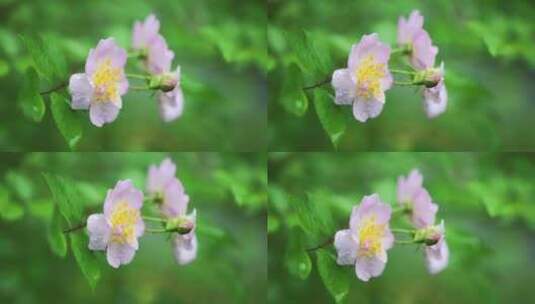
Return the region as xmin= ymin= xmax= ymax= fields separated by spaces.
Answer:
xmin=42 ymin=173 xmax=83 ymax=226
xmin=285 ymin=227 xmax=312 ymax=280
xmin=316 ymin=250 xmax=351 ymax=304
xmin=27 ymin=198 xmax=53 ymax=220
xmin=5 ymin=170 xmax=34 ymax=201
xmin=288 ymin=30 xmax=331 ymax=77
xmin=0 ymin=59 xmax=9 ymax=77
xmin=313 ymin=89 xmax=347 ymax=148
xmin=19 ymin=34 xmax=65 ymax=82
xmin=280 ymin=63 xmax=308 ymax=116
xmin=47 ymin=206 xmax=67 ymax=257
xmin=290 ymin=193 xmax=333 ymax=239
xmin=50 ymin=93 xmax=83 ymax=150
xmin=70 ymin=232 xmax=101 ymax=290
xmin=18 ymin=67 xmax=45 ymax=122
xmin=0 ymin=185 xmax=25 ymax=221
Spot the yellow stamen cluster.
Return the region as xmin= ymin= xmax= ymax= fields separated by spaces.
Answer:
xmin=358 ymin=216 xmax=386 ymax=257
xmin=355 ymin=55 xmax=385 ymax=100
xmin=109 ymin=201 xmax=139 ymax=244
xmin=92 ymin=58 xmax=121 ymax=102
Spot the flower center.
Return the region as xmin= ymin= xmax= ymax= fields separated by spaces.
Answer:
xmin=109 ymin=201 xmax=139 ymax=244
xmin=358 ymin=216 xmax=385 ymax=257
xmin=355 ymin=55 xmax=385 ymax=100
xmin=92 ymin=58 xmax=121 ymax=103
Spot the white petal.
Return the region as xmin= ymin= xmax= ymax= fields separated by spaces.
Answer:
xmin=334 ymin=229 xmax=358 ymax=265
xmin=86 ymin=214 xmax=110 ymax=251
xmin=69 ymin=73 xmax=93 ymax=110
xmin=331 ymin=68 xmax=355 ymax=105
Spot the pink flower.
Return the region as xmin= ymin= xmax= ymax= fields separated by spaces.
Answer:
xmin=334 ymin=194 xmax=394 ymax=281
xmin=397 ymin=10 xmax=438 ymax=70
xmin=146 ymin=158 xmax=197 ymax=265
xmin=398 ymin=11 xmax=447 ymax=117
xmin=331 ymin=33 xmax=393 ymax=122
xmin=132 ymin=14 xmax=174 ymax=75
xmin=397 ymin=10 xmax=424 ymax=46
xmin=424 ymin=220 xmax=449 ymax=274
xmin=146 ymin=158 xmax=190 ymax=218
xmin=146 ymin=158 xmax=177 ymax=197
xmin=397 ymin=169 xmax=438 ymax=228
xmin=86 ymin=180 xmax=145 ymax=268
xmin=68 ymin=38 xmax=128 ymax=127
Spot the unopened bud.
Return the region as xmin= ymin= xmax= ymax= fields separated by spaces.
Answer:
xmin=149 ymin=72 xmax=178 ymax=92
xmin=413 ymin=67 xmax=443 ymax=88
xmin=165 ymin=216 xmax=194 ymax=234
xmin=413 ymin=223 xmax=444 ymax=246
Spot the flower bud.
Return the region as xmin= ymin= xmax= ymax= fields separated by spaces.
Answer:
xmin=413 ymin=223 xmax=444 ymax=246
xmin=413 ymin=67 xmax=443 ymax=88
xmin=165 ymin=216 xmax=194 ymax=234
xmin=149 ymin=72 xmax=178 ymax=92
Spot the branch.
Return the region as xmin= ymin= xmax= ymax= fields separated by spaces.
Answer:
xmin=63 ymin=222 xmax=86 ymax=233
xmin=306 ymin=237 xmax=334 ymax=252
xmin=303 ymin=77 xmax=331 ymax=90
xmin=40 ymin=81 xmax=68 ymax=95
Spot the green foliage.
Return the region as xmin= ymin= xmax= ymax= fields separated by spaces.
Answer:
xmin=3 ymin=0 xmax=266 ymax=151
xmin=50 ymin=93 xmax=83 ymax=150
xmin=0 ymin=185 xmax=24 ymax=221
xmin=280 ymin=63 xmax=308 ymax=116
xmin=70 ymin=232 xmax=101 ymax=290
xmin=43 ymin=173 xmax=83 ymax=226
xmin=18 ymin=67 xmax=45 ymax=122
xmin=316 ymin=251 xmax=351 ymax=304
xmin=268 ymin=153 xmax=535 ymax=303
xmin=0 ymin=153 xmax=266 ymax=302
xmin=268 ymin=0 xmax=535 ymax=150
xmin=19 ymin=34 xmax=67 ymax=83
xmin=313 ymin=89 xmax=347 ymax=148
xmin=288 ymin=30 xmax=331 ymax=77
xmin=5 ymin=170 xmax=34 ymax=202
xmin=214 ymin=160 xmax=267 ymax=212
xmin=285 ymin=227 xmax=311 ymax=280
xmin=47 ymin=206 xmax=67 ymax=257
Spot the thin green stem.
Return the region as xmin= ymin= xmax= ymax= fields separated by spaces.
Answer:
xmin=390 ymin=48 xmax=404 ymax=55
xmin=395 ymin=240 xmax=417 ymax=245
xmin=127 ymin=51 xmax=144 ymax=58
xmin=306 ymin=237 xmax=333 ymax=252
xmin=142 ymin=216 xmax=166 ymax=223
xmin=130 ymin=85 xmax=151 ymax=91
xmin=391 ymin=228 xmax=414 ymax=234
xmin=390 ymin=69 xmax=415 ymax=75
xmin=40 ymin=81 xmax=68 ymax=95
xmin=394 ymin=81 xmax=416 ymax=86
xmin=63 ymin=222 xmax=86 ymax=233
xmin=126 ymin=73 xmax=150 ymax=80
xmin=303 ymin=77 xmax=331 ymax=90
xmin=146 ymin=228 xmax=169 ymax=233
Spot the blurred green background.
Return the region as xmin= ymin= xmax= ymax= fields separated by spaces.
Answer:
xmin=268 ymin=0 xmax=535 ymax=151
xmin=0 ymin=152 xmax=267 ymax=303
xmin=0 ymin=0 xmax=267 ymax=151
xmin=268 ymin=152 xmax=535 ymax=303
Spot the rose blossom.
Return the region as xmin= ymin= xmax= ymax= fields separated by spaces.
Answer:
xmin=87 ymin=180 xmax=145 ymax=268
xmin=397 ymin=169 xmax=438 ymax=228
xmin=68 ymin=38 xmax=128 ymax=127
xmin=331 ymin=33 xmax=393 ymax=122
xmin=146 ymin=158 xmax=197 ymax=265
xmin=334 ymin=194 xmax=394 ymax=281
xmin=132 ymin=14 xmax=174 ymax=75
